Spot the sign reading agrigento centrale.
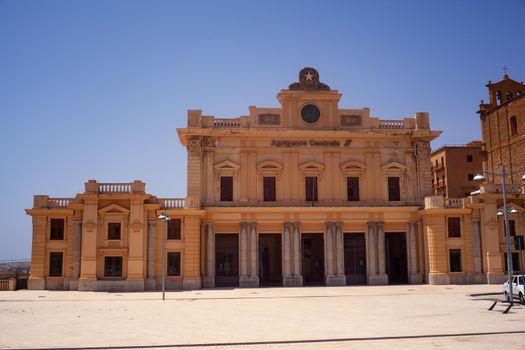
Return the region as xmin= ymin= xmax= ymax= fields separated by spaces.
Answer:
xmin=271 ymin=140 xmax=353 ymax=147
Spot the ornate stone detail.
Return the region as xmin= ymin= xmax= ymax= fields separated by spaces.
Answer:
xmin=187 ymin=136 xmax=203 ymax=155
xmin=258 ymin=113 xmax=280 ymax=125
xmin=341 ymin=115 xmax=362 ymax=126
xmin=203 ymin=137 xmax=218 ymax=148
xmin=131 ymin=220 xmax=143 ymax=231
xmin=84 ymin=220 xmax=97 ymax=232
xmin=289 ymin=67 xmax=330 ymax=91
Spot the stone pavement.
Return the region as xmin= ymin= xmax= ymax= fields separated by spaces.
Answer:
xmin=0 ymin=284 xmax=524 ymax=349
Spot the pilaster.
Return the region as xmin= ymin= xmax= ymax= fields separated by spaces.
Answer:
xmin=408 ymin=220 xmax=422 ymax=283
xmin=292 ymin=222 xmax=303 ymax=286
xmin=375 ymin=221 xmax=388 ymax=285
xmin=203 ymin=222 xmax=215 ymax=288
xmin=145 ymin=219 xmax=157 ymax=290
xmin=282 ymin=222 xmax=293 ymax=286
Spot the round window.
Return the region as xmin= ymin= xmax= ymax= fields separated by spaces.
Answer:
xmin=301 ymin=104 xmax=320 ymax=124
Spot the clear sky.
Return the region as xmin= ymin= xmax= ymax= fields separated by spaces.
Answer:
xmin=1 ymin=0 xmax=524 ymax=260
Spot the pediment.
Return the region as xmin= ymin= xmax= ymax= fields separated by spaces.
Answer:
xmin=497 ymin=202 xmax=524 ymax=214
xmin=98 ymin=203 xmax=130 ymax=215
xmin=341 ymin=160 xmax=366 ymax=170
xmin=257 ymin=160 xmax=283 ymax=170
xmin=214 ymin=160 xmax=240 ymax=170
xmin=382 ymin=161 xmax=407 ymax=171
xmin=299 ymin=161 xmax=324 ymax=171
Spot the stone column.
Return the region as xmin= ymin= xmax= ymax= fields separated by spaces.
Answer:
xmin=376 ymin=221 xmax=388 ymax=284
xmin=335 ymin=222 xmax=345 ymax=276
xmin=145 ymin=220 xmax=157 ymax=290
xmin=325 ymin=222 xmax=335 ymax=279
xmin=203 ymin=222 xmax=215 ymax=288
xmin=326 ymin=222 xmax=346 ymax=286
xmin=292 ymin=222 xmax=303 ymax=286
xmin=70 ymin=219 xmax=82 ymax=290
xmin=283 ymin=222 xmax=293 ymax=286
xmin=408 ymin=220 xmax=422 ymax=283
xmin=240 ymin=222 xmax=248 ymax=280
xmin=367 ymin=221 xmax=378 ymax=284
xmin=241 ymin=222 xmax=259 ymax=287
xmin=469 ymin=218 xmax=485 ymax=283
xmin=250 ymin=222 xmax=258 ymax=278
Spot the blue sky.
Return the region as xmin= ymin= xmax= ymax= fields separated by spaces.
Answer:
xmin=1 ymin=0 xmax=524 ymax=260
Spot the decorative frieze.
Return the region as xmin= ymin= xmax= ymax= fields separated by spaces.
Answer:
xmin=258 ymin=113 xmax=280 ymax=125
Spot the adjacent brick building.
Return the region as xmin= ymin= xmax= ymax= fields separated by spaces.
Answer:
xmin=430 ymin=141 xmax=483 ymax=198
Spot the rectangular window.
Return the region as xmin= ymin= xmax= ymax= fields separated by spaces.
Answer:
xmin=467 ymin=155 xmax=473 ymax=162
xmin=387 ymin=177 xmax=400 ymax=201
xmin=167 ymin=219 xmax=182 ymax=240
xmin=108 ymin=223 xmax=121 ymax=240
xmin=263 ymin=176 xmax=276 ymax=202
xmin=49 ymin=252 xmax=63 ymax=277
xmin=515 ymin=236 xmax=524 ymax=250
xmin=505 ymin=220 xmax=516 ymax=236
xmin=468 ymin=173 xmax=474 ymax=181
xmin=220 ymin=176 xmax=233 ymax=201
xmin=448 ymin=217 xmax=461 ymax=237
xmin=104 ymin=256 xmax=123 ymax=277
xmin=449 ymin=249 xmax=462 ymax=272
xmin=347 ymin=177 xmax=360 ymax=201
xmin=167 ymin=252 xmax=181 ymax=276
xmin=510 ymin=116 xmax=518 ymax=136
xmin=504 ymin=252 xmax=520 ymax=272
xmin=305 ymin=176 xmax=318 ymax=202
xmin=50 ymin=219 xmax=64 ymax=240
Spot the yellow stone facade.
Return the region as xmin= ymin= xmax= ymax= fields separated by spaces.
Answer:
xmin=25 ymin=68 xmax=525 ymax=290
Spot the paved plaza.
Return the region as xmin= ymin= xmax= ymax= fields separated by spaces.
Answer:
xmin=1 ymin=284 xmax=524 ymax=349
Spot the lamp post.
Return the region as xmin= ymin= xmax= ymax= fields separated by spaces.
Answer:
xmin=474 ymin=169 xmax=525 ymax=308
xmin=158 ymin=213 xmax=170 ymax=301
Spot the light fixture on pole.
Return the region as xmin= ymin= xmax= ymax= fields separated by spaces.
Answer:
xmin=474 ymin=168 xmax=525 ymax=311
xmin=158 ymin=212 xmax=170 ymax=301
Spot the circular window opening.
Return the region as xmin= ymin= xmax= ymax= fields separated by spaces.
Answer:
xmin=301 ymin=104 xmax=320 ymax=124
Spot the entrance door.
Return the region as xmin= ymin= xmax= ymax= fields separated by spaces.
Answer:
xmin=302 ymin=234 xmax=324 ymax=285
xmin=344 ymin=233 xmax=367 ymax=285
xmin=259 ymin=234 xmax=282 ymax=286
xmin=385 ymin=233 xmax=408 ymax=284
xmin=215 ymin=234 xmax=239 ymax=287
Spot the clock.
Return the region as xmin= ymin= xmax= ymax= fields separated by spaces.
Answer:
xmin=301 ymin=104 xmax=320 ymax=124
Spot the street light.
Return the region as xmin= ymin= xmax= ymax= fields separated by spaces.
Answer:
xmin=474 ymin=168 xmax=525 ymax=309
xmin=158 ymin=213 xmax=170 ymax=300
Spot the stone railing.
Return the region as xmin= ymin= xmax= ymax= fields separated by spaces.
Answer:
xmin=163 ymin=198 xmax=186 ymax=209
xmin=47 ymin=198 xmax=71 ymax=208
xmin=378 ymin=120 xmax=405 ymax=128
xmin=496 ymin=184 xmax=523 ymax=194
xmin=214 ymin=118 xmax=241 ymax=128
xmin=445 ymin=198 xmax=465 ymax=208
xmin=98 ymin=183 xmax=132 ymax=193
xmin=84 ymin=180 xmax=146 ymax=194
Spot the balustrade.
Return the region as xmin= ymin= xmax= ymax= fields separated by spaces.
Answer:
xmin=163 ymin=198 xmax=186 ymax=208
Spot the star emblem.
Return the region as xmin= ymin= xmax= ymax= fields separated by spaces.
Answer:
xmin=304 ymin=71 xmax=314 ymax=81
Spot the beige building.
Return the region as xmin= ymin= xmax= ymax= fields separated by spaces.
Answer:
xmin=430 ymin=141 xmax=483 ymax=198
xmin=26 ymin=68 xmax=525 ymax=290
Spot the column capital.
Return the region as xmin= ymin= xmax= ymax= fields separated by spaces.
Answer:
xmin=293 ymin=222 xmax=300 ymax=229
xmin=147 ymin=219 xmax=157 ymax=225
xmin=335 ymin=221 xmax=343 ymax=229
xmin=367 ymin=220 xmax=376 ymax=228
xmin=250 ymin=221 xmax=257 ymax=228
xmin=376 ymin=221 xmax=384 ymax=227
xmin=206 ymin=221 xmax=214 ymax=228
xmin=325 ymin=221 xmax=335 ymax=228
xmin=472 ymin=217 xmax=481 ymax=224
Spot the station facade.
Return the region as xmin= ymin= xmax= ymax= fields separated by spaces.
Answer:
xmin=26 ymin=68 xmax=525 ymax=291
